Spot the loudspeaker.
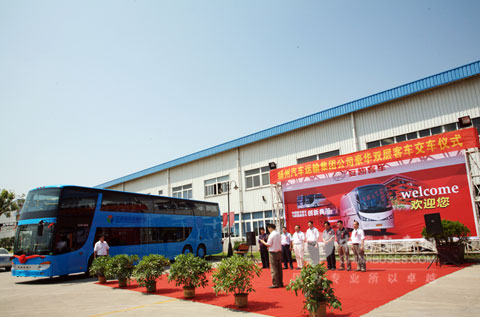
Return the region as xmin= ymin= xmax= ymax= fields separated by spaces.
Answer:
xmin=424 ymin=213 xmax=443 ymax=235
xmin=246 ymin=232 xmax=256 ymax=246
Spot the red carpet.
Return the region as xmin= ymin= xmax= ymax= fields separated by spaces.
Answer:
xmin=100 ymin=261 xmax=468 ymax=316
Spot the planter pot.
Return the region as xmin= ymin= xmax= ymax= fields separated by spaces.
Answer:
xmin=118 ymin=278 xmax=128 ymax=288
xmin=308 ymin=302 xmax=327 ymax=317
xmin=234 ymin=293 xmax=248 ymax=308
xmin=98 ymin=276 xmax=107 ymax=284
xmin=437 ymin=245 xmax=465 ymax=264
xmin=146 ymin=281 xmax=157 ymax=293
xmin=183 ymin=286 xmax=195 ymax=299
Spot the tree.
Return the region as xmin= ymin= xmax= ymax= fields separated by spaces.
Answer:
xmin=0 ymin=189 xmax=18 ymax=217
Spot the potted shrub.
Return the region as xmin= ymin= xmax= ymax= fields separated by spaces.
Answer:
xmin=132 ymin=254 xmax=170 ymax=293
xmin=286 ymin=263 xmax=342 ymax=317
xmin=89 ymin=256 xmax=111 ymax=284
xmin=106 ymin=254 xmax=139 ymax=287
xmin=422 ymin=219 xmax=470 ymax=264
xmin=212 ymin=254 xmax=261 ymax=308
xmin=168 ymin=253 xmax=212 ymax=298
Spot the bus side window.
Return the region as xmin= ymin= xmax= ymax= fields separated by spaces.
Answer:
xmin=153 ymin=198 xmax=178 ymax=214
xmin=173 ymin=199 xmax=193 ymax=216
xmin=205 ymin=205 xmax=219 ymax=217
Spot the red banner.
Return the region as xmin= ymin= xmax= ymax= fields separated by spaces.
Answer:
xmin=271 ymin=127 xmax=479 ymax=184
xmin=283 ymin=151 xmax=478 ymax=241
xmin=222 ymin=212 xmax=235 ymax=228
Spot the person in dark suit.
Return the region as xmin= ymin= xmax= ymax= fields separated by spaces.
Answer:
xmin=258 ymin=227 xmax=270 ymax=268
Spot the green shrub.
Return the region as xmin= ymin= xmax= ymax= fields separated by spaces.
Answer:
xmin=286 ymin=263 xmax=342 ymax=313
xmin=133 ymin=254 xmax=170 ymax=291
xmin=168 ymin=253 xmax=212 ymax=289
xmin=106 ymin=254 xmax=139 ymax=281
xmin=212 ymin=254 xmax=261 ymax=295
xmin=422 ymin=219 xmax=470 ymax=246
xmin=0 ymin=237 xmax=14 ymax=251
xmin=89 ymin=256 xmax=111 ymax=278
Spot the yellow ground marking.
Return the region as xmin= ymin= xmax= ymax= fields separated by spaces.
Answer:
xmin=90 ymin=298 xmax=179 ymax=316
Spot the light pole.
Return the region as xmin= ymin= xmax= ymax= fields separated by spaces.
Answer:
xmin=227 ymin=180 xmax=238 ymax=257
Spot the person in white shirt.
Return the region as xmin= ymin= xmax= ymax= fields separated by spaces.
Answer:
xmin=292 ymin=225 xmax=305 ymax=269
xmin=260 ymin=223 xmax=283 ymax=288
xmin=351 ymin=221 xmax=366 ymax=272
xmin=305 ymin=221 xmax=320 ymax=265
xmin=281 ymin=227 xmax=293 ymax=269
xmin=94 ymin=235 xmax=110 ymax=258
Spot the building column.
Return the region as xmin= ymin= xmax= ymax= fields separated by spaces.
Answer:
xmin=167 ymin=168 xmax=171 ymax=196
xmin=350 ymin=112 xmax=360 ymax=152
xmin=236 ymin=148 xmax=245 ymax=239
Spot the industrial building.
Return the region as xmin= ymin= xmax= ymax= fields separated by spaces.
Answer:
xmin=97 ymin=61 xmax=480 ymax=240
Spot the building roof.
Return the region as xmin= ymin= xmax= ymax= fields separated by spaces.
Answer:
xmin=96 ymin=60 xmax=480 ymax=189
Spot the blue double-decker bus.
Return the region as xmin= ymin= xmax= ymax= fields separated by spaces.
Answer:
xmin=12 ymin=185 xmax=222 ymax=278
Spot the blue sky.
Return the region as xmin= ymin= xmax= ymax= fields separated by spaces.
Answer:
xmin=1 ymin=0 xmax=479 ymax=196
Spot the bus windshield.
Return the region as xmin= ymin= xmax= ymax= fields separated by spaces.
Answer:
xmin=357 ymin=185 xmax=390 ymax=213
xmin=22 ymin=188 xmax=61 ymax=214
xmin=14 ymin=223 xmax=55 ymax=256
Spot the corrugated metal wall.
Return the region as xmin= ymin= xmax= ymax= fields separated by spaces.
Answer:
xmin=355 ymin=76 xmax=480 ymax=147
xmin=107 ymin=75 xmax=480 ymax=238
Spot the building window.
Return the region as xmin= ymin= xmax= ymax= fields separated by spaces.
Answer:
xmin=473 ymin=117 xmax=480 ymax=136
xmin=297 ymin=154 xmax=317 ymax=164
xmin=419 ymin=129 xmax=431 ymax=137
xmin=245 ymin=166 xmax=270 ymax=189
xmin=158 ymin=190 xmax=163 ymax=195
xmin=380 ymin=138 xmax=394 ymax=146
xmin=365 ymin=120 xmax=468 ymax=149
xmin=231 ymin=210 xmax=275 ymax=236
xmin=366 ymin=140 xmax=381 ymax=149
xmin=297 ymin=150 xmax=340 ymax=164
xmin=430 ymin=126 xmax=443 ymax=135
xmin=317 ymin=149 xmax=340 ymax=160
xmin=444 ymin=122 xmax=457 ymax=132
xmin=172 ymin=184 xmax=192 ymax=199
xmin=407 ymin=132 xmax=418 ymax=140
xmin=204 ymin=176 xmax=229 ymax=197
xmin=395 ymin=134 xmax=406 ymax=142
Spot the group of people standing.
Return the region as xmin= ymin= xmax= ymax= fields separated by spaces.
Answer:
xmin=259 ymin=220 xmax=367 ymax=289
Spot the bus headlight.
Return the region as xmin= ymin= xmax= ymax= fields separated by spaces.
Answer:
xmin=381 ymin=214 xmax=394 ymax=220
xmin=38 ymin=261 xmax=51 ymax=270
xmin=358 ymin=214 xmax=374 ymax=222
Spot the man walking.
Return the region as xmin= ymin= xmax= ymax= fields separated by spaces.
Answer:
xmin=281 ymin=227 xmax=293 ymax=269
xmin=292 ymin=225 xmax=305 ymax=269
xmin=336 ymin=220 xmax=351 ymax=271
xmin=305 ymin=221 xmax=320 ymax=265
xmin=322 ymin=221 xmax=336 ymax=270
xmin=258 ymin=227 xmax=270 ymax=269
xmin=351 ymin=221 xmax=366 ymax=272
xmin=260 ymin=223 xmax=283 ymax=288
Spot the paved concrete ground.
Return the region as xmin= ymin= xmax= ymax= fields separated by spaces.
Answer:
xmin=0 ymin=270 xmax=266 ymax=317
xmin=365 ymin=263 xmax=480 ymax=317
xmin=1 ymin=264 xmax=479 ymax=316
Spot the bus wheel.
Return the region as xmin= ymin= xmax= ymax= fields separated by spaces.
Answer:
xmin=196 ymin=244 xmax=206 ymax=258
xmin=182 ymin=245 xmax=193 ymax=255
xmin=84 ymin=256 xmax=94 ymax=278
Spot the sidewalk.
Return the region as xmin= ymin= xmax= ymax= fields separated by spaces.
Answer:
xmin=1 ymin=262 xmax=478 ymax=316
xmin=365 ymin=263 xmax=480 ymax=316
